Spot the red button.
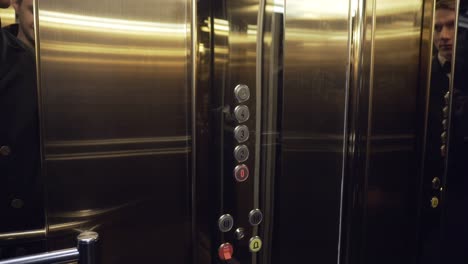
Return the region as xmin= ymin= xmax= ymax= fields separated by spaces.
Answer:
xmin=218 ymin=243 xmax=234 ymax=261
xmin=234 ymin=164 xmax=249 ymax=182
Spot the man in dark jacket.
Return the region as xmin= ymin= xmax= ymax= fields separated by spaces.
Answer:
xmin=0 ymin=0 xmax=45 ymax=255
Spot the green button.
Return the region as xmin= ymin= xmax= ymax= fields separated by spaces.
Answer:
xmin=249 ymin=236 xmax=262 ymax=253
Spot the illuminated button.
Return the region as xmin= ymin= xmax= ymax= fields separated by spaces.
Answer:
xmin=249 ymin=236 xmax=262 ymax=253
xmin=234 ymin=105 xmax=250 ymax=123
xmin=234 ymin=125 xmax=249 ymax=143
xmin=0 ymin=146 xmax=11 ymax=156
xmin=11 ymin=198 xmax=24 ymax=209
xmin=218 ymin=243 xmax=234 ymax=261
xmin=443 ymin=106 xmax=449 ymax=118
xmin=234 ymin=145 xmax=249 ymax=163
xmin=234 ymin=84 xmax=250 ymax=102
xmin=234 ymin=164 xmax=249 ymax=182
xmin=432 ymin=177 xmax=441 ymax=190
xmin=248 ymin=209 xmax=263 ymax=226
xmin=218 ymin=214 xmax=234 ymax=233
xmin=441 ymin=132 xmax=447 ymax=144
xmin=235 ymin=228 xmax=245 ymax=240
xmin=444 ymin=91 xmax=450 ymax=105
xmin=431 ymin=197 xmax=439 ymax=208
xmin=441 ymin=145 xmax=447 ymax=157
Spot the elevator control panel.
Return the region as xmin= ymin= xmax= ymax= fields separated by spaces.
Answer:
xmin=217 ymin=84 xmax=262 ymax=262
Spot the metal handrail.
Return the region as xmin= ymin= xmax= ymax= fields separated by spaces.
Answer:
xmin=0 ymin=231 xmax=98 ymax=264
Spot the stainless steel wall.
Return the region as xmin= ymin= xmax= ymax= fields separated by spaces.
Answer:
xmin=345 ymin=0 xmax=424 ymax=263
xmin=36 ymin=1 xmax=192 ymax=263
xmin=364 ymin=0 xmax=422 ymax=262
xmin=277 ymin=0 xmax=351 ymax=263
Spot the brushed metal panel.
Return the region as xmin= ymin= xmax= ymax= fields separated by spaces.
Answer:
xmin=36 ymin=1 xmax=191 ymax=263
xmin=277 ymin=0 xmax=350 ymax=263
xmin=258 ymin=1 xmax=283 ymax=263
xmin=362 ymin=0 xmax=423 ymax=263
xmin=0 ymin=5 xmax=15 ymax=27
xmin=213 ymin=0 xmax=261 ymax=263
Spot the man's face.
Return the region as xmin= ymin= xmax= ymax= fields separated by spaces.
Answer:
xmin=0 ymin=0 xmax=10 ymax=9
xmin=434 ymin=8 xmax=456 ymax=61
xmin=13 ymin=0 xmax=35 ymax=48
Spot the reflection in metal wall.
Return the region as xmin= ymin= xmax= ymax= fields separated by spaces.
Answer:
xmin=345 ymin=0 xmax=424 ymax=263
xmin=0 ymin=6 xmax=15 ymax=27
xmin=365 ymin=0 xmax=422 ymax=262
xmin=36 ymin=0 xmax=191 ymax=263
xmin=277 ymin=0 xmax=350 ymax=263
xmin=443 ymin=1 xmax=468 ymax=262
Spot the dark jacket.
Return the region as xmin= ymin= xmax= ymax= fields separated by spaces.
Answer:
xmin=0 ymin=24 xmax=44 ymax=233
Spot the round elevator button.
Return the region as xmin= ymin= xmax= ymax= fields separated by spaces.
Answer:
xmin=218 ymin=243 xmax=234 ymax=261
xmin=432 ymin=177 xmax=441 ymax=190
xmin=11 ymin=199 xmax=24 ymax=209
xmin=234 ymin=84 xmax=250 ymax=102
xmin=234 ymin=105 xmax=250 ymax=123
xmin=249 ymin=236 xmax=262 ymax=253
xmin=248 ymin=209 xmax=263 ymax=226
xmin=235 ymin=228 xmax=245 ymax=240
xmin=234 ymin=145 xmax=249 ymax=163
xmin=431 ymin=197 xmax=439 ymax=208
xmin=218 ymin=214 xmax=234 ymax=233
xmin=234 ymin=125 xmax=249 ymax=143
xmin=0 ymin=146 xmax=11 ymax=156
xmin=234 ymin=164 xmax=249 ymax=182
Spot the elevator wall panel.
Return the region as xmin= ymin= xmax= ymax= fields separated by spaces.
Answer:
xmin=277 ymin=1 xmax=350 ymax=263
xmin=364 ymin=0 xmax=423 ymax=263
xmin=36 ymin=1 xmax=191 ymax=263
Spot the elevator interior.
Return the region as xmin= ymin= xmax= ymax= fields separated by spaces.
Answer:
xmin=0 ymin=0 xmax=467 ymax=263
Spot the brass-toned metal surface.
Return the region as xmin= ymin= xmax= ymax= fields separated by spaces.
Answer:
xmin=0 ymin=230 xmax=46 ymax=242
xmin=0 ymin=6 xmax=15 ymax=27
xmin=212 ymin=0 xmax=261 ymax=263
xmin=36 ymin=1 xmax=192 ymax=263
xmin=351 ymin=0 xmax=423 ymax=263
xmin=278 ymin=0 xmax=350 ymax=263
xmin=258 ymin=0 xmax=283 ymax=263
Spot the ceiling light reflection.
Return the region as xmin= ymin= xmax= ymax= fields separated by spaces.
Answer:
xmin=39 ymin=10 xmax=185 ymax=35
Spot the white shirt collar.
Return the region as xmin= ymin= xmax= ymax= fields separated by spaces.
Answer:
xmin=438 ymin=53 xmax=449 ymax=68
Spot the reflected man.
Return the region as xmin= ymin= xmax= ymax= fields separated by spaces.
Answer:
xmin=11 ymin=0 xmax=35 ymax=50
xmin=421 ymin=1 xmax=456 ymax=262
xmin=425 ymin=0 xmax=455 ymax=195
xmin=0 ymin=0 xmax=44 ymax=250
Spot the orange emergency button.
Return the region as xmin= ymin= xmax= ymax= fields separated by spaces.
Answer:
xmin=218 ymin=243 xmax=234 ymax=261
